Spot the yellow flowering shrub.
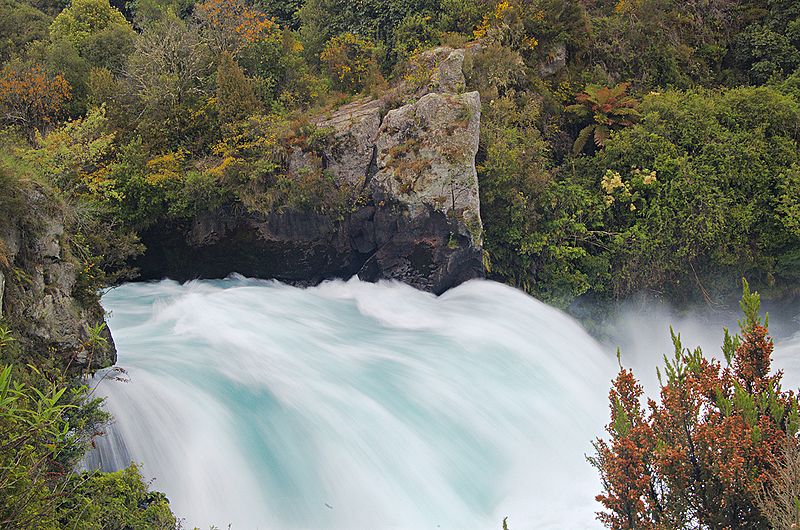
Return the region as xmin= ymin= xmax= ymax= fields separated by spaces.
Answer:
xmin=145 ymin=150 xmax=187 ymax=186
xmin=320 ymin=33 xmax=382 ymax=93
xmin=600 ymin=167 xmax=658 ymax=208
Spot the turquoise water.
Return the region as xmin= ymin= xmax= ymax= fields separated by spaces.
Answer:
xmin=90 ymin=277 xmax=620 ymax=529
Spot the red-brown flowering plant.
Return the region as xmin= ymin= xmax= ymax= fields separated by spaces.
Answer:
xmin=590 ymin=280 xmax=800 ymax=529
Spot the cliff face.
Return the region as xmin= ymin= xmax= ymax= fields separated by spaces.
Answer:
xmin=0 ymin=184 xmax=116 ymax=368
xmin=138 ymin=48 xmax=485 ymax=294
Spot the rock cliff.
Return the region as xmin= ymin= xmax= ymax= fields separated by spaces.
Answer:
xmin=0 ymin=184 xmax=116 ymax=368
xmin=138 ymin=47 xmax=485 ymax=294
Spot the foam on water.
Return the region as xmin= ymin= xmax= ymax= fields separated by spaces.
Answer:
xmin=94 ymin=276 xmax=771 ymax=529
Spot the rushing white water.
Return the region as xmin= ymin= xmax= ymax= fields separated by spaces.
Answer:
xmin=88 ymin=277 xmax=619 ymax=529
xmin=87 ymin=277 xmax=800 ymax=529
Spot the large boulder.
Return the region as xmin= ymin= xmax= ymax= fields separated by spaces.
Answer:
xmin=359 ymin=91 xmax=483 ymax=292
xmin=312 ymin=97 xmax=384 ymax=189
xmin=408 ymin=46 xmax=467 ymax=96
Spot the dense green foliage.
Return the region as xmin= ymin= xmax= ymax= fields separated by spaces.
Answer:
xmin=0 ymin=326 xmax=177 ymax=529
xmin=462 ymin=0 xmax=800 ymax=306
xmin=1 ymin=0 xmax=799 ymax=310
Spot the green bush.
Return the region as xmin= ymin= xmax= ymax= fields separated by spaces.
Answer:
xmin=48 ymin=0 xmax=133 ymax=49
xmin=0 ymin=0 xmax=52 ymax=63
xmin=0 ymin=322 xmax=176 ymax=529
xmin=297 ymin=0 xmax=441 ymax=66
xmin=0 ymin=358 xmax=175 ymax=529
xmin=570 ymin=87 xmax=800 ymax=301
xmin=58 ymin=464 xmax=177 ymax=530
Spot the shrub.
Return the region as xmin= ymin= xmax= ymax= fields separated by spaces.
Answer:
xmin=590 ymin=280 xmax=800 ymax=528
xmin=394 ymin=13 xmax=441 ymax=60
xmin=49 ymin=0 xmax=133 ymax=49
xmin=58 ymin=464 xmax=177 ymax=529
xmin=0 ymin=61 xmax=71 ymax=140
xmin=0 ymin=363 xmax=79 ymax=528
xmin=0 ymin=356 xmax=176 ymax=529
xmin=0 ymin=0 xmax=52 ymax=64
xmin=590 ymin=87 xmax=800 ymax=300
xmin=215 ymin=52 xmax=259 ymax=124
xmin=320 ymin=32 xmax=383 ymax=93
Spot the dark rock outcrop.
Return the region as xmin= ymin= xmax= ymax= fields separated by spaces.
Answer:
xmin=138 ymin=208 xmax=362 ymax=286
xmin=138 ymin=48 xmax=485 ymax=294
xmin=0 ymin=184 xmax=116 ymax=367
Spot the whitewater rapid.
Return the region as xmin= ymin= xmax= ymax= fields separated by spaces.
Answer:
xmin=87 ymin=277 xmax=800 ymax=528
xmin=86 ymin=278 xmax=625 ymax=528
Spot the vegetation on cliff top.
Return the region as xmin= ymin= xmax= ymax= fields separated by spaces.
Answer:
xmin=1 ymin=0 xmax=799 ymax=308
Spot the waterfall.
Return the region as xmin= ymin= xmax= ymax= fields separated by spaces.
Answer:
xmin=87 ymin=277 xmax=624 ymax=529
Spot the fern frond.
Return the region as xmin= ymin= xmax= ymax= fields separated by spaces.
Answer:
xmin=564 ymin=104 xmax=591 ymax=117
xmin=594 ymin=125 xmax=610 ymax=147
xmin=609 ymin=107 xmax=640 ymax=117
xmin=608 ymin=82 xmax=630 ymax=99
xmin=574 ymin=125 xmax=594 ymax=154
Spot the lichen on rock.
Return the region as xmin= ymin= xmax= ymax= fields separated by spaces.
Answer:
xmin=373 ymin=91 xmax=482 ymax=244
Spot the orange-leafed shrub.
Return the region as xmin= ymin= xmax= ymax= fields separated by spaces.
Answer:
xmin=590 ymin=280 xmax=800 ymax=529
xmin=0 ymin=62 xmax=71 ymax=139
xmin=195 ymin=0 xmax=280 ymax=56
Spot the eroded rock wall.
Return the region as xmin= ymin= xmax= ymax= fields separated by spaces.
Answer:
xmin=0 ymin=184 xmax=116 ymax=368
xmin=138 ymin=47 xmax=485 ymax=294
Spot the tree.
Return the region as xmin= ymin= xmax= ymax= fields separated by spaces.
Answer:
xmin=215 ymin=52 xmax=258 ymax=123
xmin=590 ymin=280 xmax=800 ymax=528
xmin=0 ymin=61 xmax=71 ymax=140
xmin=566 ymin=82 xmax=640 ymax=154
xmin=253 ymin=0 xmax=302 ymax=28
xmin=28 ymin=104 xmax=117 ymax=198
xmin=121 ymin=15 xmax=215 ymax=150
xmin=0 ymin=0 xmax=52 ymax=63
xmin=296 ymin=0 xmax=441 ymax=66
xmin=34 ymin=37 xmax=90 ymax=117
xmin=79 ymin=24 xmax=136 ymax=73
xmin=320 ymin=32 xmax=382 ymax=93
xmin=49 ymin=0 xmax=133 ymax=49
xmin=195 ymin=0 xmax=280 ymax=58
